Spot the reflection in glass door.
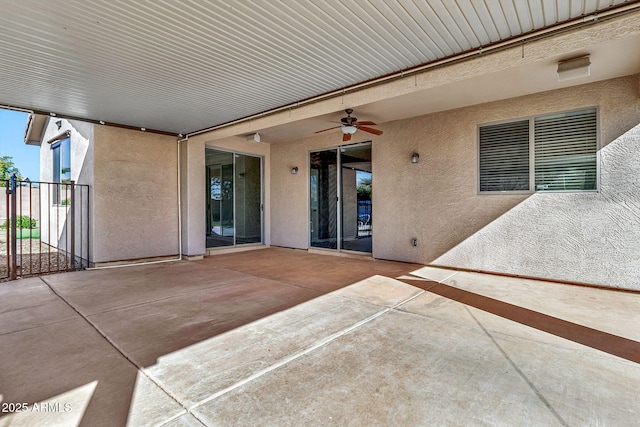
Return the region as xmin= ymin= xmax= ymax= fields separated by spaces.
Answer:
xmin=206 ymin=148 xmax=262 ymax=248
xmin=309 ymin=150 xmax=338 ymax=249
xmin=235 ymin=154 xmax=262 ymax=244
xmin=310 ymin=143 xmax=372 ymax=253
xmin=341 ymin=144 xmax=372 ymax=253
xmin=206 ymin=151 xmax=234 ymax=247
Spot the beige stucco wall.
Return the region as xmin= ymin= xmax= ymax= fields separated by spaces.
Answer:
xmin=427 ymin=75 xmax=640 ymax=289
xmin=269 ymin=74 xmax=640 ymax=289
xmin=181 ymin=134 xmax=271 ymax=256
xmin=93 ymin=126 xmax=179 ymax=263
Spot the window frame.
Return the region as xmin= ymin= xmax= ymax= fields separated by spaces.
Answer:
xmin=477 ymin=107 xmax=600 ymax=195
xmin=49 ymin=133 xmax=72 ymax=205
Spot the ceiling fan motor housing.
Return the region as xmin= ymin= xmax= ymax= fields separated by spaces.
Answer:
xmin=341 ymin=109 xmax=357 ymax=126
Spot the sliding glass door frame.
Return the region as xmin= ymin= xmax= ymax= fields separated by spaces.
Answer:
xmin=308 ymin=141 xmax=372 ymax=253
xmin=205 ymin=146 xmax=264 ymax=248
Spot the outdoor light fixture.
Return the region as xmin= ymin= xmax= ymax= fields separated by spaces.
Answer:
xmin=247 ymin=133 xmax=261 ymax=143
xmin=557 ymin=55 xmax=590 ymax=81
xmin=291 ymin=167 xmax=298 ymax=175
xmin=141 ymin=127 xmax=146 ymax=132
xmin=341 ymin=125 xmax=357 ymax=135
xmin=411 ymin=153 xmax=420 ymax=164
xmin=99 ymin=120 xmax=105 ymax=125
xmin=55 ymin=120 xmax=62 ymax=130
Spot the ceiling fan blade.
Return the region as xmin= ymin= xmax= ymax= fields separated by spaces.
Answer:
xmin=315 ymin=125 xmax=341 ymax=133
xmin=342 ymin=133 xmax=352 ymax=142
xmin=355 ymin=121 xmax=376 ymax=126
xmin=358 ymin=126 xmax=383 ymax=136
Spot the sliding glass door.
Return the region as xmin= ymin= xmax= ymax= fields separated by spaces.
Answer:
xmin=206 ymin=148 xmax=262 ymax=248
xmin=310 ymin=143 xmax=372 ymax=253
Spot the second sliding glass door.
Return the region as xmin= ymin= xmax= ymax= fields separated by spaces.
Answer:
xmin=206 ymin=148 xmax=262 ymax=248
xmin=310 ymin=143 xmax=372 ymax=253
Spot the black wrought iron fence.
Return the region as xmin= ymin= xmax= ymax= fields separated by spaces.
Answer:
xmin=357 ymin=199 xmax=372 ymax=237
xmin=1 ymin=176 xmax=91 ymax=281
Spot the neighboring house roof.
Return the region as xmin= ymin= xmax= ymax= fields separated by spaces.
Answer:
xmin=2 ymin=1 xmax=640 ymax=138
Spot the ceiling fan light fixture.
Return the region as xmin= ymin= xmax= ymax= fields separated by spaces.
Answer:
xmin=246 ymin=132 xmax=261 ymax=143
xmin=341 ymin=125 xmax=357 ymax=135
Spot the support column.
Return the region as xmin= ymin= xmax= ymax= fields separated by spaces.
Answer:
xmin=180 ymin=138 xmax=206 ymax=259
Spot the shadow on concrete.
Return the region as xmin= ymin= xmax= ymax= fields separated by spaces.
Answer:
xmin=401 ymin=278 xmax=640 ymax=364
xmin=0 ymin=248 xmax=420 ymax=426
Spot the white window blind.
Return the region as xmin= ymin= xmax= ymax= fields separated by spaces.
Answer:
xmin=534 ymin=109 xmax=597 ymax=191
xmin=479 ymin=120 xmax=530 ymax=192
xmin=479 ymin=108 xmax=597 ymax=193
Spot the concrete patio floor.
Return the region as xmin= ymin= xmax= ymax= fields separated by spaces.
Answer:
xmin=1 ymin=247 xmax=639 ymax=426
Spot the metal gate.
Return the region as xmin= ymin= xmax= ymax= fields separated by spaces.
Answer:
xmin=1 ymin=176 xmax=91 ymax=281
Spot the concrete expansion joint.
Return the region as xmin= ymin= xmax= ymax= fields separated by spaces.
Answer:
xmin=39 ymin=276 xmax=142 ymax=370
xmin=390 ymin=289 xmax=426 ymax=310
xmin=188 ymin=306 xmax=393 ymax=412
xmin=439 ymin=271 xmax=459 ymax=283
xmin=0 ymin=316 xmax=74 ymax=337
xmin=38 ymin=276 xmax=191 ymax=421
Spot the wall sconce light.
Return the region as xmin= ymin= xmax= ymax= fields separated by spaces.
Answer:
xmin=55 ymin=120 xmax=62 ymax=130
xmin=291 ymin=166 xmax=298 ymax=175
xmin=411 ymin=153 xmax=420 ymax=164
xmin=247 ymin=133 xmax=261 ymax=143
xmin=557 ymin=55 xmax=590 ymax=81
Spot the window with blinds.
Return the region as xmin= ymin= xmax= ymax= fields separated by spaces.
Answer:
xmin=478 ymin=108 xmax=598 ymax=193
xmin=534 ymin=109 xmax=597 ymax=191
xmin=479 ymin=120 xmax=530 ymax=192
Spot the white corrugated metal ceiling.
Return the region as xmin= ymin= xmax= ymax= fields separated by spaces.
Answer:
xmin=0 ymin=0 xmax=637 ymax=135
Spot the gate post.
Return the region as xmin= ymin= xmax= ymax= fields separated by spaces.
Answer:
xmin=4 ymin=182 xmax=10 ymax=278
xmin=69 ymin=180 xmax=76 ymax=271
xmin=9 ymin=174 xmax=17 ymax=280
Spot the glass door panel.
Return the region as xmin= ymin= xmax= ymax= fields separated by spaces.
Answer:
xmin=206 ymin=150 xmax=234 ymax=247
xmin=235 ymin=154 xmax=262 ymax=244
xmin=310 ymin=150 xmax=338 ymax=249
xmin=341 ymin=144 xmax=372 ymax=253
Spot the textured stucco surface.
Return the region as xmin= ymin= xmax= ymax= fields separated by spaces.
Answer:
xmin=269 ymin=75 xmax=640 ymax=289
xmin=93 ymin=126 xmax=179 ymax=262
xmin=434 ymin=122 xmax=640 ymax=289
xmin=379 ymin=75 xmax=640 ymax=289
xmin=179 ymin=137 xmax=205 ymax=257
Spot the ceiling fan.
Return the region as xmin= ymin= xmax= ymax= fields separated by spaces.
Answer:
xmin=315 ymin=109 xmax=383 ymax=142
